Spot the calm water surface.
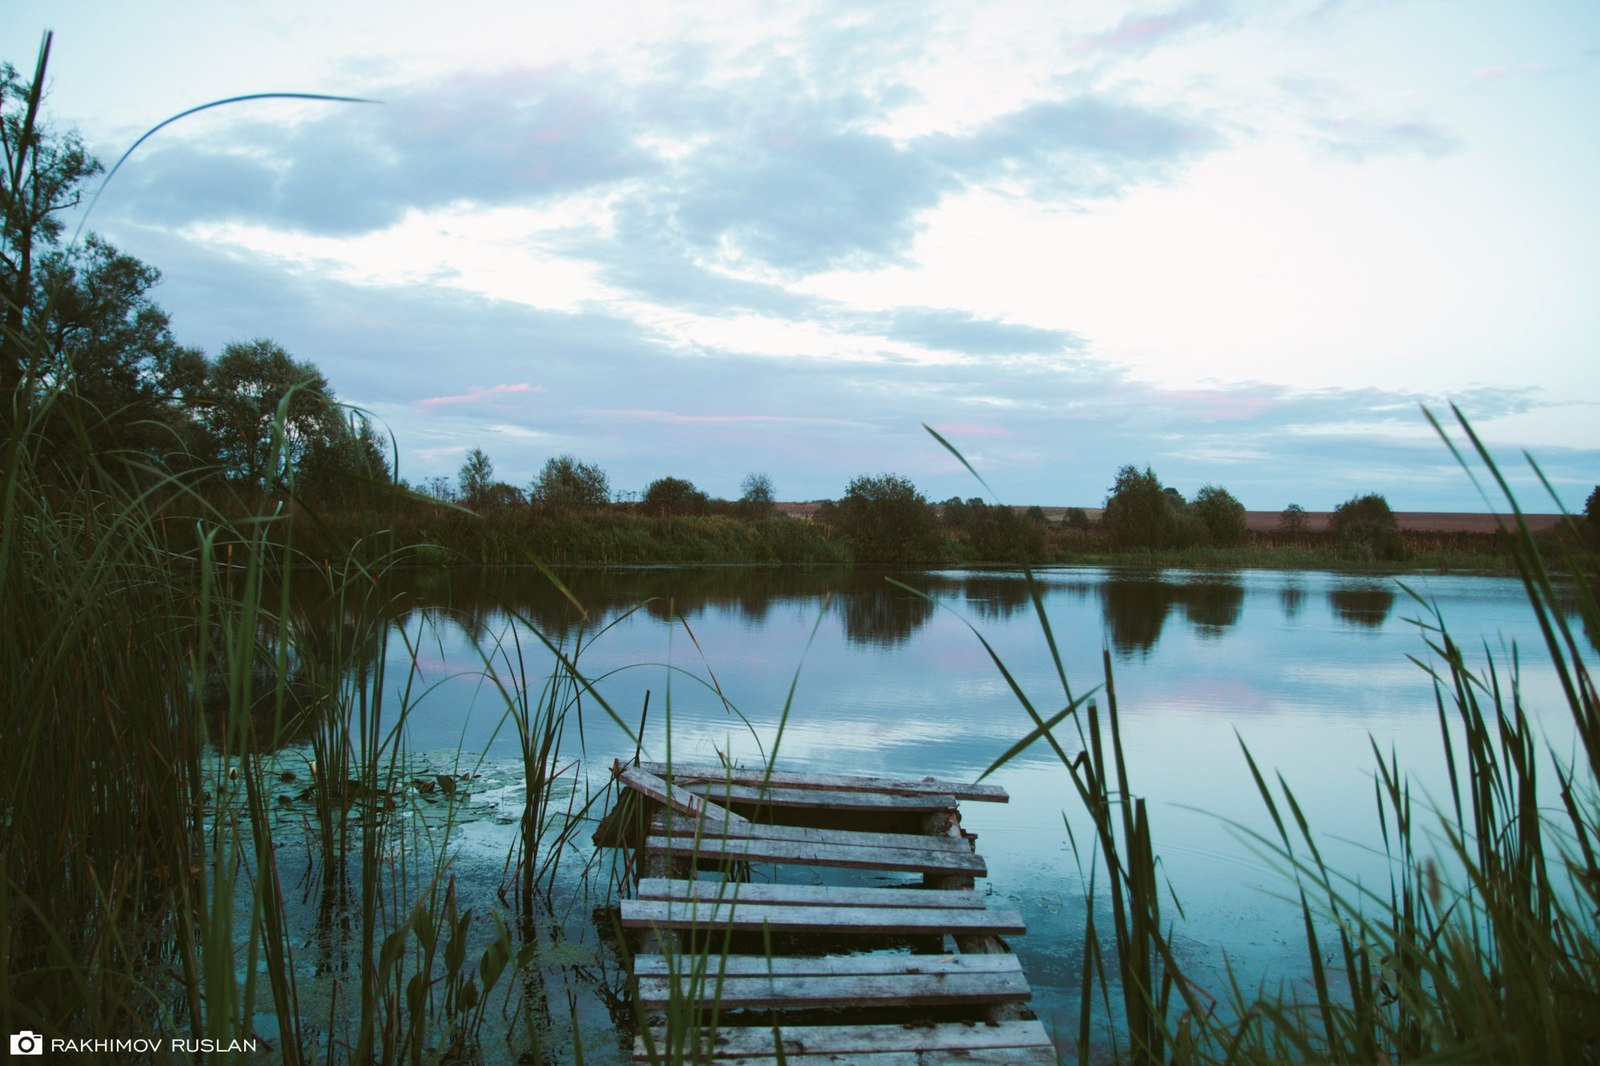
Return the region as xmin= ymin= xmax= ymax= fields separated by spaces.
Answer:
xmin=340 ymin=565 xmax=1586 ymax=1056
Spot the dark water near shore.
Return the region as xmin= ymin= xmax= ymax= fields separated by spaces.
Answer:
xmin=287 ymin=564 xmax=1587 ymax=1058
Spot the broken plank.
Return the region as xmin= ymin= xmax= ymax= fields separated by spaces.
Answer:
xmin=675 ymin=782 xmax=958 ymax=813
xmin=634 ymin=1018 xmax=1054 ymax=1061
xmin=650 ymin=811 xmax=974 ymax=855
xmin=620 ymin=898 xmax=1025 ymax=937
xmin=640 ymin=762 xmax=1009 ymax=802
xmin=636 ymin=878 xmax=988 ymax=910
xmin=644 ymin=834 xmax=986 ymax=877
xmin=613 ymin=761 xmax=748 ymax=826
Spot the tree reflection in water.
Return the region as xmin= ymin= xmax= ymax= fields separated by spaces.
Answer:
xmin=1328 ymin=584 xmax=1397 ymax=627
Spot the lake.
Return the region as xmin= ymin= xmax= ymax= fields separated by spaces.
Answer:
xmin=295 ymin=564 xmax=1587 ymax=1058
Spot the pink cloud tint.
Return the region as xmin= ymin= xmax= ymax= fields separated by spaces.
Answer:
xmin=416 ymin=383 xmax=542 ymax=410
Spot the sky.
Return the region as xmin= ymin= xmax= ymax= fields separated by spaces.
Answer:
xmin=5 ymin=1 xmax=1598 ymax=510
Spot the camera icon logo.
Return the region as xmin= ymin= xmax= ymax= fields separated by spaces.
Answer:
xmin=10 ymin=1030 xmax=45 ymax=1055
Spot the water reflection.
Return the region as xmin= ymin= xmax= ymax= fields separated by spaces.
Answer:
xmin=1100 ymin=574 xmax=1245 ymax=656
xmin=1329 ymin=584 xmax=1397 ymax=627
xmin=1280 ymin=582 xmax=1306 ymax=620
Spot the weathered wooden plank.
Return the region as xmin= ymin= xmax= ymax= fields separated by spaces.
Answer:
xmin=613 ymin=761 xmax=748 ymax=826
xmin=633 ymin=952 xmax=1024 ymax=978
xmin=644 ymin=833 xmax=987 ymax=877
xmin=636 ymin=878 xmax=988 ymax=910
xmin=636 ymin=967 xmax=1032 ymax=1010
xmin=620 ymin=898 xmax=1025 ymax=936
xmin=650 ymin=811 xmax=975 ymax=855
xmin=641 ymin=762 xmax=1009 ymax=802
xmin=679 ymin=1051 xmax=1056 ymax=1064
xmin=633 ymin=1018 xmax=1055 ymax=1060
xmin=675 ymin=782 xmax=960 ymax=813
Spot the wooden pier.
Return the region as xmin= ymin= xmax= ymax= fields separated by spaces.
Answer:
xmin=597 ymin=759 xmax=1056 ymax=1063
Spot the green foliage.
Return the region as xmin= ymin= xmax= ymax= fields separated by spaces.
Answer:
xmin=837 ymin=472 xmax=946 ymax=563
xmin=738 ymin=471 xmax=775 ymax=517
xmin=532 ymin=453 xmax=609 ymax=510
xmin=1330 ymin=491 xmax=1405 ymax=561
xmin=457 ymin=446 xmax=494 ymax=506
xmin=201 ymin=338 xmax=343 ymax=491
xmin=1191 ymin=484 xmax=1247 ymax=546
xmin=642 ymin=475 xmax=708 ymax=516
xmin=1586 ymin=484 xmax=1599 ymax=545
xmin=1063 ymin=506 xmax=1091 ymax=531
xmin=1103 ymin=465 xmax=1178 ymax=549
xmin=1279 ymin=502 xmax=1308 ymax=535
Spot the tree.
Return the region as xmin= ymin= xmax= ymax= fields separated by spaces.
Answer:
xmin=836 ymin=473 xmax=944 ymax=563
xmin=1103 ymin=465 xmax=1177 ymax=549
xmin=458 ymin=447 xmax=495 ymax=507
xmin=532 ymin=454 xmax=609 ymax=510
xmin=1330 ymin=492 xmax=1404 ymax=561
xmin=1192 ymin=485 xmax=1248 ymax=546
xmin=1 ymin=36 xmax=102 ymax=425
xmin=31 ymin=234 xmax=205 ymax=458
xmin=1278 ymin=503 xmax=1308 ymax=536
xmin=739 ymin=472 xmax=775 ymax=517
xmin=298 ymin=411 xmax=391 ymax=502
xmin=642 ymin=475 xmax=708 ymax=516
xmin=1586 ymin=486 xmax=1599 ymax=544
xmin=201 ymin=339 xmax=344 ymax=491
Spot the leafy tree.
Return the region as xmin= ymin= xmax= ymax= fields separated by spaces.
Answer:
xmin=1330 ymin=492 xmax=1405 ymax=561
xmin=1025 ymin=505 xmax=1049 ymax=526
xmin=532 ymin=454 xmax=609 ymax=510
xmin=836 ymin=473 xmax=944 ymax=563
xmin=964 ymin=502 xmax=1047 ymax=563
xmin=642 ymin=475 xmax=708 ymax=516
xmin=1278 ymin=503 xmax=1308 ymax=536
xmin=739 ymin=472 xmax=776 ymax=516
xmin=458 ymin=447 xmax=495 ymax=506
xmin=1 ymin=37 xmax=102 ymax=425
xmin=1063 ymin=507 xmax=1091 ymax=531
xmin=1103 ymin=465 xmax=1177 ymax=549
xmin=1586 ymin=485 xmax=1599 ymax=543
xmin=1192 ymin=484 xmax=1248 ymax=546
xmin=298 ymin=411 xmax=391 ymax=503
xmin=201 ymin=339 xmax=344 ymax=491
xmin=31 ymin=235 xmax=205 ymax=458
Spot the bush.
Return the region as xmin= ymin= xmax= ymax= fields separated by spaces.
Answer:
xmin=1192 ymin=485 xmax=1248 ymax=546
xmin=642 ymin=476 xmax=708 ymax=516
xmin=1330 ymin=492 xmax=1405 ymax=561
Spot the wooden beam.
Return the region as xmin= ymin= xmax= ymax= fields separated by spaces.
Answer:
xmin=636 ymin=966 xmax=1031 ymax=1011
xmin=620 ymin=898 xmax=1025 ymax=936
xmin=643 ymin=833 xmax=986 ymax=877
xmin=633 ymin=1018 xmax=1055 ymax=1061
xmin=613 ymin=760 xmax=748 ymax=826
xmin=640 ymin=762 xmax=1009 ymax=802
xmin=674 ymin=782 xmax=959 ymax=814
xmin=634 ymin=952 xmax=1024 ymax=977
xmin=636 ymin=878 xmax=987 ymax=910
xmin=650 ymin=812 xmax=975 ymax=855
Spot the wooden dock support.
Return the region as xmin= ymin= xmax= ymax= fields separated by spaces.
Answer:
xmin=599 ymin=760 xmax=1054 ymax=1063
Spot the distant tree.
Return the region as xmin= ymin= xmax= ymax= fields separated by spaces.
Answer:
xmin=940 ymin=496 xmax=975 ymax=530
xmin=739 ymin=472 xmax=775 ymax=517
xmin=1063 ymin=507 xmax=1091 ymax=531
xmin=1103 ymin=465 xmax=1177 ymax=549
xmin=458 ymin=447 xmax=495 ymax=506
xmin=1586 ymin=485 xmax=1599 ymax=543
xmin=1025 ymin=505 xmax=1049 ymax=526
xmin=1330 ymin=493 xmax=1405 ymax=561
xmin=1192 ymin=485 xmax=1248 ymax=546
xmin=421 ymin=474 xmax=456 ymax=502
xmin=1278 ymin=503 xmax=1308 ymax=536
xmin=837 ymin=473 xmax=944 ymax=563
xmin=964 ymin=503 xmax=1047 ymax=563
xmin=533 ymin=454 xmax=609 ymax=510
xmin=201 ymin=339 xmax=344 ymax=491
xmin=642 ymin=475 xmax=708 ymax=516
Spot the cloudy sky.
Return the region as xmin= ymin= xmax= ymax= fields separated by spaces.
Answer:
xmin=6 ymin=1 xmax=1597 ymax=509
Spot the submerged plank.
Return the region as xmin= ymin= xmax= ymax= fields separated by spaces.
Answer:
xmin=634 ymin=1018 xmax=1055 ymax=1060
xmin=636 ymin=878 xmax=987 ymax=910
xmin=620 ymin=898 xmax=1025 ymax=936
xmin=643 ymin=833 xmax=986 ymax=877
xmin=650 ymin=811 xmax=974 ymax=855
xmin=641 ymin=762 xmax=1009 ymax=802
